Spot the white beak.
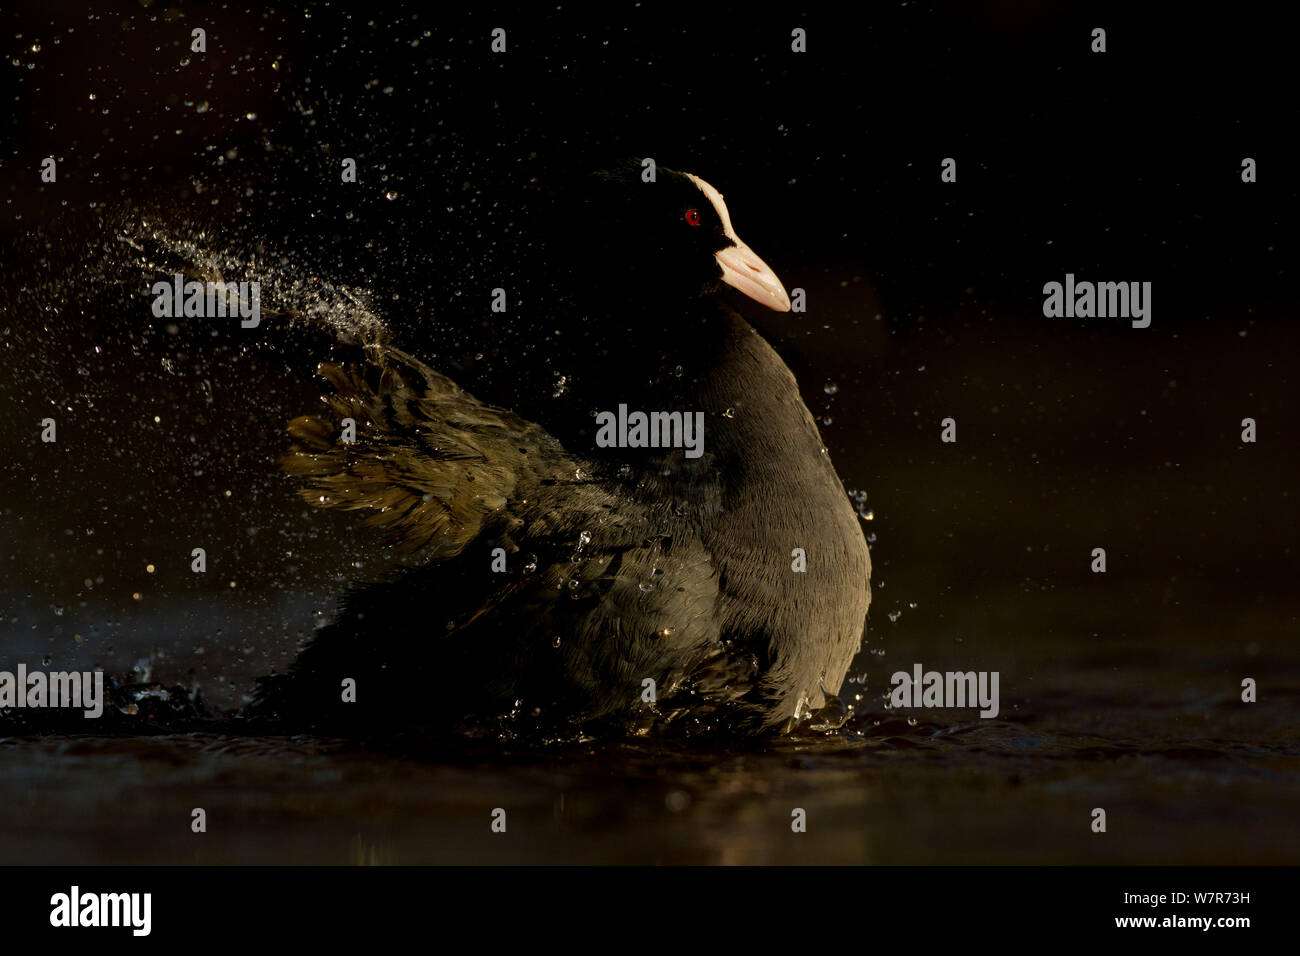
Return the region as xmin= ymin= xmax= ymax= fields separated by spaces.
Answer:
xmin=685 ymin=171 xmax=792 ymax=313
xmin=715 ymin=241 xmax=791 ymax=312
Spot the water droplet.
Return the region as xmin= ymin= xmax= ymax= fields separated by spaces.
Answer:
xmin=823 ymin=382 xmax=839 ymax=395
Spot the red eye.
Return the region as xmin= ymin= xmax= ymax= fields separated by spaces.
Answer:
xmin=684 ymin=208 xmax=700 ymax=227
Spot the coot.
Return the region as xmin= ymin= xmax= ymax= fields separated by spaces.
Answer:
xmin=254 ymin=161 xmax=871 ymax=735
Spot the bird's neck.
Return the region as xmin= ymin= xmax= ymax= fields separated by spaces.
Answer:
xmin=690 ymin=309 xmax=826 ymax=475
xmin=549 ymin=304 xmax=825 ymax=482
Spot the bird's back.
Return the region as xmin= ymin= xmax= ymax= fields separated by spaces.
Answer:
xmin=253 ymin=308 xmax=869 ymax=734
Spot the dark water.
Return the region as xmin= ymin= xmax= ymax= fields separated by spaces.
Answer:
xmin=2 ymin=3 xmax=1297 ymax=866
xmin=5 ymin=717 xmax=1298 ymax=865
xmin=3 ymin=625 xmax=1297 ymax=866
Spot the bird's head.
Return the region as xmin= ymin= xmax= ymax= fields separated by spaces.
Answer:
xmin=582 ymin=160 xmax=792 ymax=312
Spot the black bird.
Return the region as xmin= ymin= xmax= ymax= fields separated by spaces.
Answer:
xmin=254 ymin=161 xmax=871 ymax=735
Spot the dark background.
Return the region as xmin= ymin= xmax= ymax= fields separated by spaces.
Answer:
xmin=0 ymin=2 xmax=1294 ymax=737
xmin=0 ymin=0 xmax=1296 ymax=868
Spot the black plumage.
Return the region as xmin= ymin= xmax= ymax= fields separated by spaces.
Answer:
xmin=253 ymin=161 xmax=870 ymax=734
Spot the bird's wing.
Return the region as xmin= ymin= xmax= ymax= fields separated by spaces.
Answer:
xmin=279 ymin=342 xmax=733 ymax=723
xmin=283 ymin=342 xmax=585 ymax=560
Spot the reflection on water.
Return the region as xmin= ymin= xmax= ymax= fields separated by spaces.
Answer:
xmin=4 ymin=674 xmax=1297 ymax=865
